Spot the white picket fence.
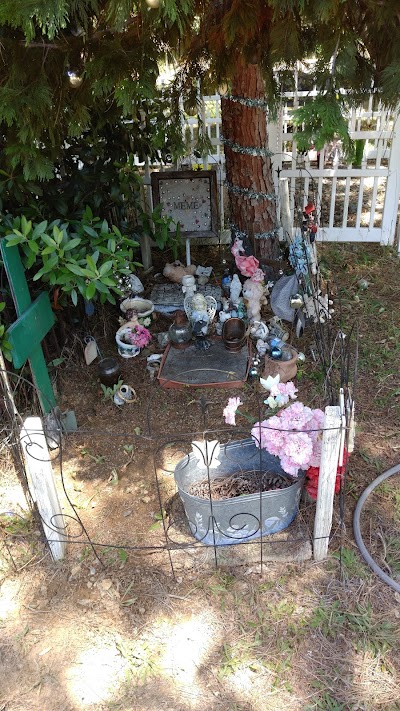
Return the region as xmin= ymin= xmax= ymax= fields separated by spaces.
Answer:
xmin=182 ymin=92 xmax=400 ymax=249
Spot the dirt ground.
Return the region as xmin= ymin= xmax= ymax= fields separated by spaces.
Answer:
xmin=1 ymin=241 xmax=400 ymax=711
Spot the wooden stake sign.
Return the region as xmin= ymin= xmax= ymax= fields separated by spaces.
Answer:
xmin=0 ymin=242 xmax=56 ymax=414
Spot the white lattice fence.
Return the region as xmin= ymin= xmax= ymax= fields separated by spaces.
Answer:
xmin=180 ymin=93 xmax=400 ymax=249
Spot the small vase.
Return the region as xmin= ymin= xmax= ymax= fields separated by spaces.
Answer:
xmin=168 ymin=310 xmax=192 ymax=349
xmin=98 ymin=357 xmax=121 ymax=386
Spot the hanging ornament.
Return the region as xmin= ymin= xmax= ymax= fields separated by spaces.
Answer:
xmin=289 ymin=293 xmax=304 ymax=310
xmin=304 ymin=202 xmax=316 ymax=215
xmin=67 ymin=71 xmax=83 ymax=89
xmin=145 ymin=0 xmax=160 ymax=7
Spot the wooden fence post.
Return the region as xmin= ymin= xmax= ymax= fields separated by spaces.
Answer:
xmin=279 ymin=178 xmax=293 ymax=240
xmin=20 ymin=417 xmax=66 ymax=562
xmin=313 ymin=405 xmax=342 ymax=562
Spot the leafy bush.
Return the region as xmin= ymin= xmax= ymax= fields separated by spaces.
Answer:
xmin=0 ymin=301 xmax=12 ymax=361
xmin=1 ymin=207 xmax=141 ymax=306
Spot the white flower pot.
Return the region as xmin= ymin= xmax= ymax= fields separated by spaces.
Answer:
xmin=115 ymin=327 xmax=140 ymax=358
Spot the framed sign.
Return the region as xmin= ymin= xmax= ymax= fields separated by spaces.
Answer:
xmin=151 ymin=170 xmax=219 ymax=239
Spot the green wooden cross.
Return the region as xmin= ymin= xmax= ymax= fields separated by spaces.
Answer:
xmin=1 ymin=241 xmax=56 ymax=414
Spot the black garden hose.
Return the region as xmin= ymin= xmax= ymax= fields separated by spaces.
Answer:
xmin=353 ymin=463 xmax=400 ymax=593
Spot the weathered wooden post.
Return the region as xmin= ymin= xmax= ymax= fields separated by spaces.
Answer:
xmin=279 ymin=177 xmax=293 ymax=240
xmin=20 ymin=417 xmax=66 ymax=561
xmin=313 ymin=405 xmax=342 ymax=561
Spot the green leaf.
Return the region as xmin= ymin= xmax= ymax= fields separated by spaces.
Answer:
xmin=66 ymin=262 xmax=86 ymax=276
xmin=0 ymin=302 xmax=5 ymax=313
xmin=99 ymin=260 xmax=113 ymax=276
xmin=21 ymin=215 xmax=32 ymax=237
xmin=41 ymin=245 xmax=57 ymax=255
xmin=85 ymin=281 xmax=96 ymax=300
xmin=53 ymin=225 xmax=63 ymax=245
xmin=32 ymin=220 xmax=48 ymax=239
xmin=71 ymin=288 xmax=78 ymax=306
xmin=41 ymin=234 xmax=57 ymax=249
xmin=94 ymin=280 xmax=109 ymax=293
xmin=83 ymin=225 xmax=98 ymax=238
xmin=86 ymin=254 xmax=97 ymax=271
xmin=5 ymin=235 xmax=24 ymax=247
xmin=63 ymin=238 xmax=81 ymax=251
xmin=27 ymin=239 xmax=39 ymax=254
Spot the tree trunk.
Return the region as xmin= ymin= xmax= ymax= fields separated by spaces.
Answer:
xmin=221 ymin=61 xmax=279 ymax=261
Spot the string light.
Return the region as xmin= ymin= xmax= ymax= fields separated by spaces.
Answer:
xmin=225 ymin=180 xmax=277 ymax=202
xmin=221 ymin=136 xmax=273 ymax=157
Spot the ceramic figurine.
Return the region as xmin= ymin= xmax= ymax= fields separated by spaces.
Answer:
xmin=182 ymin=274 xmax=196 ymax=299
xmin=230 ymin=274 xmax=242 ymax=305
xmin=184 ymin=292 xmax=217 ymax=351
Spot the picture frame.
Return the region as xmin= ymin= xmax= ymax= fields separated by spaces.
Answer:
xmin=150 ymin=170 xmax=219 ymax=239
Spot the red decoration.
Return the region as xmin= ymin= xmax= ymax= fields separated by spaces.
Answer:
xmin=305 ymin=449 xmax=348 ymax=500
xmin=304 ymin=202 xmax=316 ymax=215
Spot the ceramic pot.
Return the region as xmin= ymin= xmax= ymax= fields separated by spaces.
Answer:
xmin=115 ymin=327 xmax=141 ymax=358
xmin=262 ymin=347 xmax=298 ymax=383
xmin=98 ymin=357 xmax=121 ymax=386
xmin=168 ymin=310 xmax=192 ymax=349
xmin=120 ymin=297 xmax=154 ymax=318
xmin=222 ymin=317 xmax=246 ymax=352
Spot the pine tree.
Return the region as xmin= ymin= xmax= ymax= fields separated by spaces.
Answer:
xmin=1 ymin=1 xmax=399 ymax=251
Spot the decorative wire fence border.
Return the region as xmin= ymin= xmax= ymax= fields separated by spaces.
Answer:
xmin=0 ymin=364 xmax=353 ymax=578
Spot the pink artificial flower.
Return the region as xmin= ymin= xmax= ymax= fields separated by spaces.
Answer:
xmin=309 ymin=437 xmax=323 ymax=468
xmin=284 ymin=431 xmax=313 ymax=467
xmin=223 ymin=397 xmax=243 ymax=426
xmin=277 ymin=382 xmax=298 ymax=400
xmin=279 ymin=401 xmax=314 ymax=431
xmin=126 ymin=324 xmax=152 ymax=349
xmin=251 ymin=417 xmax=286 ymax=454
xmin=235 ymin=254 xmax=261 ymax=278
xmin=279 ymin=453 xmax=302 ymax=477
xmin=250 ymin=268 xmax=265 ymax=283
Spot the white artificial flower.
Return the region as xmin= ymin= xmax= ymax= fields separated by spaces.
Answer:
xmin=264 ymin=395 xmax=279 ymax=409
xmin=259 ymin=374 xmax=281 ymax=393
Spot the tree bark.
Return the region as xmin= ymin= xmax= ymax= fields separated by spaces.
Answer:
xmin=221 ymin=61 xmax=278 ymax=260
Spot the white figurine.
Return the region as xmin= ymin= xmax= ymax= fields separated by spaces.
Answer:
xmin=182 ymin=274 xmax=196 ymax=299
xmin=230 ymin=274 xmax=242 ymax=305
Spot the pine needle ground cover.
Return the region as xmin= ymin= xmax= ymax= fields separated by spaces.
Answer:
xmin=1 ymin=243 xmax=400 ymax=711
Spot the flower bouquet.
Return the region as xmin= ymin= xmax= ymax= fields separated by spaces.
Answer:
xmin=223 ymin=374 xmax=325 ymax=479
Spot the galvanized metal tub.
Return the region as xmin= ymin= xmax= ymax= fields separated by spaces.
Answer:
xmin=174 ymin=438 xmax=304 ymax=545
